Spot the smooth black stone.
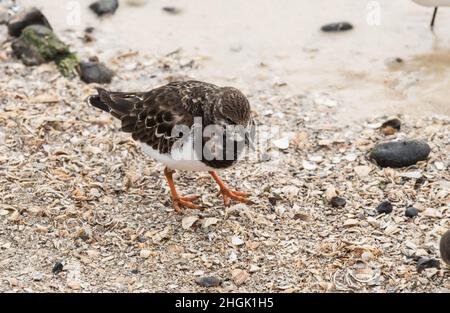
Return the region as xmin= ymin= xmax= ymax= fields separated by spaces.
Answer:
xmin=321 ymin=22 xmax=353 ymax=32
xmin=381 ymin=118 xmax=401 ymax=131
xmin=8 ymin=7 xmax=52 ymax=37
xmin=440 ymin=230 xmax=450 ymax=265
xmin=195 ymin=276 xmax=221 ymax=288
xmin=405 ymin=207 xmax=418 ymax=218
xmin=89 ymin=0 xmax=119 ymax=16
xmin=330 ymin=196 xmax=346 ymax=208
xmin=370 ymin=140 xmax=431 ymax=168
xmin=376 ymin=201 xmax=393 ymax=214
xmin=52 ymin=261 xmax=64 ymax=274
xmin=416 ymin=257 xmax=440 ymax=273
xmin=78 ymin=61 xmax=114 ymax=84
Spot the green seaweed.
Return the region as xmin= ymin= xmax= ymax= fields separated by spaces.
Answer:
xmin=55 ymin=53 xmax=79 ymax=78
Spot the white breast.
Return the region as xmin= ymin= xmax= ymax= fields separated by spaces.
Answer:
xmin=139 ymin=134 xmax=215 ymax=172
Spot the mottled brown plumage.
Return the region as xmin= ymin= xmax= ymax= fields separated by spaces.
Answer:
xmin=89 ymin=80 xmax=252 ymax=165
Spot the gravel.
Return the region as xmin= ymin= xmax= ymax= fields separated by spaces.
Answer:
xmin=0 ymin=26 xmax=449 ymax=292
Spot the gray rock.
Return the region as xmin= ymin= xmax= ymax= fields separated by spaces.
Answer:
xmin=321 ymin=22 xmax=353 ymax=32
xmin=89 ymin=0 xmax=119 ymax=16
xmin=370 ymin=140 xmax=431 ymax=168
xmin=405 ymin=207 xmax=418 ymax=218
xmin=78 ymin=61 xmax=115 ymax=84
xmin=195 ymin=276 xmax=221 ymax=288
xmin=330 ymin=196 xmax=346 ymax=208
xmin=11 ymin=25 xmax=50 ymax=66
xmin=11 ymin=25 xmax=79 ymax=77
xmin=416 ymin=257 xmax=440 ymax=273
xmin=440 ymin=230 xmax=450 ymax=265
xmin=7 ymin=7 xmax=52 ymax=37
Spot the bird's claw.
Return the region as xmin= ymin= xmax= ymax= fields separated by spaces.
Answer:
xmin=217 ymin=188 xmax=253 ymax=207
xmin=172 ymin=195 xmax=202 ymax=213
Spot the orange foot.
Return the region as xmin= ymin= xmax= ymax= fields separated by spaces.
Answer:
xmin=171 ymin=195 xmax=201 ymax=213
xmin=209 ymin=171 xmax=253 ymax=207
xmin=164 ymin=167 xmax=202 ymax=213
xmin=217 ymin=188 xmax=252 ymax=207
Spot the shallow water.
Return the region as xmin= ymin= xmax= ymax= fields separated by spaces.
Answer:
xmin=18 ymin=0 xmax=450 ymax=122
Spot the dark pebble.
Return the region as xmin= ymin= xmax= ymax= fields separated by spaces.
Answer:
xmin=414 ymin=177 xmax=426 ymax=190
xmin=52 ymin=261 xmax=64 ymax=274
xmin=416 ymin=257 xmax=440 ymax=273
xmin=268 ymin=196 xmax=278 ymax=206
xmin=85 ymin=26 xmax=95 ymax=33
xmin=88 ymin=55 xmax=100 ymax=62
xmin=130 ymin=269 xmax=139 ymax=274
xmin=84 ymin=33 xmax=95 ymax=43
xmin=137 ymin=236 xmax=147 ymax=243
xmin=330 ymin=196 xmax=346 ymax=208
xmin=405 ymin=207 xmax=418 ymax=218
xmin=78 ymin=61 xmax=115 ymax=84
xmin=440 ymin=230 xmax=450 ymax=265
xmin=381 ymin=118 xmax=401 ymax=131
xmin=162 ymin=7 xmax=182 ymax=14
xmin=370 ymin=140 xmax=431 ymax=168
xmin=89 ymin=0 xmax=119 ymax=16
xmin=8 ymin=7 xmax=52 ymax=37
xmin=376 ymin=201 xmax=393 ymax=214
xmin=195 ymin=276 xmax=221 ymax=288
xmin=321 ymin=22 xmax=353 ymax=32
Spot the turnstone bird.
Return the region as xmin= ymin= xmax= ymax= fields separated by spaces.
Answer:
xmin=87 ymin=80 xmax=255 ymax=213
xmin=411 ymin=0 xmax=450 ymax=29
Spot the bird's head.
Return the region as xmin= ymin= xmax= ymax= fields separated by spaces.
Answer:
xmin=214 ymin=87 xmax=251 ymax=127
xmin=208 ymin=87 xmax=255 ymax=151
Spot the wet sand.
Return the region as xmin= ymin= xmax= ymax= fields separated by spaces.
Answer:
xmin=18 ymin=0 xmax=450 ymax=121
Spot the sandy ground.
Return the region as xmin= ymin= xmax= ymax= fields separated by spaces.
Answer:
xmin=0 ymin=1 xmax=450 ymax=292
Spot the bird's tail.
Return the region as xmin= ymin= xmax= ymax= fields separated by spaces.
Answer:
xmin=87 ymin=88 xmax=110 ymax=113
xmin=87 ymin=88 xmax=144 ymax=119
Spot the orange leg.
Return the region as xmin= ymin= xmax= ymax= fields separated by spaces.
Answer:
xmin=164 ymin=167 xmax=201 ymax=213
xmin=209 ymin=171 xmax=253 ymax=207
